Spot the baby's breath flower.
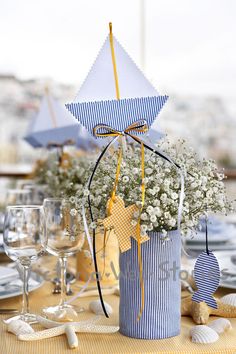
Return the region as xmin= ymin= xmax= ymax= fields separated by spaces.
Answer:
xmin=122 ymin=176 xmax=129 ymax=183
xmin=90 ymin=222 xmax=97 ymax=229
xmin=70 ymin=208 xmax=77 ymax=216
xmin=83 ymin=189 xmax=90 ymax=197
xmin=141 ymin=213 xmax=148 ymax=221
xmin=146 ymin=168 xmax=153 ymax=175
xmin=131 ymin=220 xmax=138 ymax=227
xmin=171 ymin=192 xmax=178 ymax=200
xmin=69 ymin=196 xmax=76 ymax=203
xmin=150 ymin=215 xmax=157 ymax=223
xmin=133 ymin=210 xmax=140 ymax=219
xmin=133 ymin=168 xmax=139 ymax=174
xmin=146 ymin=206 xmax=154 ymax=214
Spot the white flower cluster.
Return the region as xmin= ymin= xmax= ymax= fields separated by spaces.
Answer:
xmin=35 ymin=139 xmax=233 ymax=236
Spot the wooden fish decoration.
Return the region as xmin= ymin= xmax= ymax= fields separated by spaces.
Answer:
xmin=192 ymin=250 xmax=220 ymax=309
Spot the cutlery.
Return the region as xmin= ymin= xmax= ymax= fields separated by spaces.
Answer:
xmin=0 ymin=309 xmax=18 ymax=314
xmin=52 ymin=272 xmax=75 ymax=295
xmin=73 ymin=285 xmax=119 ymax=298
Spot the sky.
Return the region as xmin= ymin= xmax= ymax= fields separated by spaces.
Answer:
xmin=1 ymin=0 xmax=236 ymax=98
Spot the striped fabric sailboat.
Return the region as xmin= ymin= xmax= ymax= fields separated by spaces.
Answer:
xmin=66 ymin=32 xmax=167 ymax=139
xmin=24 ymin=90 xmax=100 ymax=150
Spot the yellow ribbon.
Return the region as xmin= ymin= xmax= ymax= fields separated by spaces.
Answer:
xmin=94 ymin=121 xmax=147 ymax=320
xmin=93 ymin=120 xmax=148 ymax=138
xmin=100 ymin=23 xmax=147 ymax=320
xmin=136 ymin=142 xmax=145 ymax=320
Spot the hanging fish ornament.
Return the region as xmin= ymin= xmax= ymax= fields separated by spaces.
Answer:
xmin=192 ymin=219 xmax=220 ymax=309
xmin=192 ymin=250 xmax=220 ymax=308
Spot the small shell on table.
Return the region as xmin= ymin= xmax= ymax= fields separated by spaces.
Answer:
xmin=190 ymin=325 xmax=219 ymax=344
xmin=8 ymin=320 xmax=34 ymax=336
xmin=49 ymin=307 xmax=79 ymax=322
xmin=221 ymin=294 xmax=236 ymax=307
xmin=208 ymin=318 xmax=232 ymax=334
xmin=89 ymin=300 xmax=113 ymax=316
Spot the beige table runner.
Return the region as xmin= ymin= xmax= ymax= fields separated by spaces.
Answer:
xmin=0 ymin=282 xmax=236 ymax=354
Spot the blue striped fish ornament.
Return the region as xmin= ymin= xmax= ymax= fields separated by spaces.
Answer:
xmin=192 ymin=250 xmax=220 ymax=309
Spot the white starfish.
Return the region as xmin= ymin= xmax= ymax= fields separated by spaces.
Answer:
xmin=8 ymin=316 xmax=119 ymax=349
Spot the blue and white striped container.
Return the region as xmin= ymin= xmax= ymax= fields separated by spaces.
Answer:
xmin=119 ymin=230 xmax=181 ymax=339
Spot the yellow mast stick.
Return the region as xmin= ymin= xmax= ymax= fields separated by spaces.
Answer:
xmin=109 ymin=22 xmax=120 ymax=100
xmin=45 ymin=85 xmax=57 ymax=128
xmin=107 ymin=22 xmax=122 ymax=215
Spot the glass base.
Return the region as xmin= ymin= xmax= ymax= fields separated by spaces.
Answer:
xmin=3 ymin=313 xmax=37 ymax=324
xmin=21 ymin=312 xmax=37 ymax=323
xmin=42 ymin=304 xmax=84 ymax=322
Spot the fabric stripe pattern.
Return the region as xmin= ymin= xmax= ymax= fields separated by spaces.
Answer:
xmin=119 ymin=230 xmax=181 ymax=339
xmin=65 ymin=96 xmax=168 ymax=137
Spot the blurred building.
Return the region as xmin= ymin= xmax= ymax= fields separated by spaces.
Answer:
xmin=158 ymin=94 xmax=236 ymax=167
xmin=0 ymin=74 xmax=236 ymax=167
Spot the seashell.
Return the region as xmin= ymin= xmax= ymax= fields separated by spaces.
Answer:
xmin=190 ymin=325 xmax=219 ymax=344
xmin=89 ymin=300 xmax=113 ymax=316
xmin=221 ymin=294 xmax=236 ymax=307
xmin=49 ymin=307 xmax=79 ymax=322
xmin=8 ymin=320 xmax=34 ymax=336
xmin=208 ymin=318 xmax=232 ymax=334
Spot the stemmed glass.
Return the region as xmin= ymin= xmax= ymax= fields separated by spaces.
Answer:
xmin=43 ymin=198 xmax=85 ymax=321
xmin=5 ymin=189 xmax=32 ymax=206
xmin=3 ymin=205 xmax=46 ymax=323
xmin=23 ymin=184 xmax=48 ymax=205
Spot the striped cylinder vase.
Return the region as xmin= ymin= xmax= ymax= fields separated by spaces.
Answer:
xmin=119 ymin=230 xmax=181 ymax=339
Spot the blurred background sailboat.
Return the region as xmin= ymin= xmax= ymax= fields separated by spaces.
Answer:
xmin=24 ymin=87 xmax=99 ymax=150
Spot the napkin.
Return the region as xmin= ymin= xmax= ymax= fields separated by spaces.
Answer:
xmin=0 ymin=266 xmax=19 ymax=285
xmin=186 ymin=223 xmax=235 ymax=244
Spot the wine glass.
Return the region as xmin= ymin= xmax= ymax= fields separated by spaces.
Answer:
xmin=15 ymin=179 xmax=35 ymax=189
xmin=5 ymin=189 xmax=32 ymax=206
xmin=3 ymin=206 xmax=46 ymax=323
xmin=43 ymin=198 xmax=85 ymax=321
xmin=23 ymin=184 xmax=48 ymax=205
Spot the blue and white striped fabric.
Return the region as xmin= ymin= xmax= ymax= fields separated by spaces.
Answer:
xmin=192 ymin=251 xmax=220 ymax=309
xmin=119 ymin=230 xmax=181 ymax=339
xmin=65 ymin=96 xmax=168 ymax=137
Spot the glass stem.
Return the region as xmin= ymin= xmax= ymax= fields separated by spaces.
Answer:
xmin=21 ymin=263 xmax=30 ymax=317
xmin=59 ymin=256 xmax=67 ymax=307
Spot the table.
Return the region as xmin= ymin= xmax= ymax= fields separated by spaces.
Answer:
xmin=1 ymin=279 xmax=236 ymax=354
